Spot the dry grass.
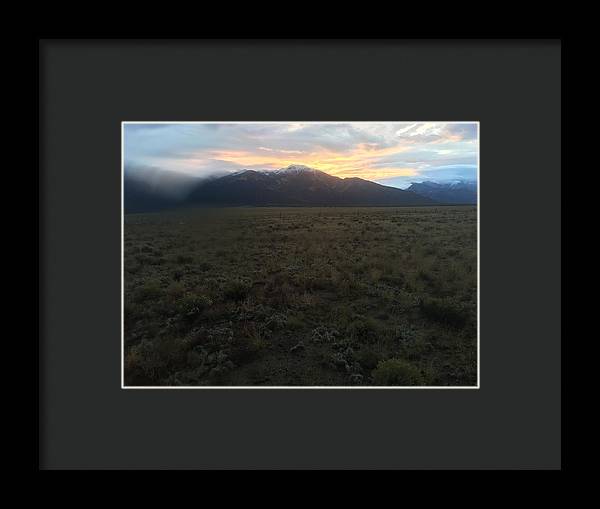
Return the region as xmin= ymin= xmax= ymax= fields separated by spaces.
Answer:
xmin=123 ymin=206 xmax=477 ymax=386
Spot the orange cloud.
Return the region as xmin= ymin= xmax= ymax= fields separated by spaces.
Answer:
xmin=208 ymin=144 xmax=412 ymax=181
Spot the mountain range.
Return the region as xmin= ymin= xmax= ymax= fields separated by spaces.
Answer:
xmin=124 ymin=164 xmax=476 ymax=213
xmin=405 ymin=180 xmax=477 ymax=205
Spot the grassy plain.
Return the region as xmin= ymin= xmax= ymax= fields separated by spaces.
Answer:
xmin=123 ymin=206 xmax=477 ymax=386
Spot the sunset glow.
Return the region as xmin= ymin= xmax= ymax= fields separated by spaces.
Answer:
xmin=124 ymin=122 xmax=478 ymax=188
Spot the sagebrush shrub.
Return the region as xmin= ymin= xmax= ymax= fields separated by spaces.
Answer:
xmin=419 ymin=297 xmax=469 ymax=328
xmin=126 ymin=336 xmax=188 ymax=383
xmin=135 ymin=281 xmax=162 ymax=302
xmin=348 ymin=316 xmax=380 ymax=343
xmin=223 ymin=279 xmax=251 ymax=301
xmin=371 ymin=358 xmax=425 ymax=385
xmin=356 ymin=349 xmax=381 ymax=370
xmin=176 ymin=254 xmax=194 ymax=264
xmin=177 ymin=294 xmax=213 ymax=317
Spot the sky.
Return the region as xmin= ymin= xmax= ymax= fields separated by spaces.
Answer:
xmin=124 ymin=122 xmax=478 ymax=189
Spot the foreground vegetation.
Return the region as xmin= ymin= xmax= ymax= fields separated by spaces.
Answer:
xmin=124 ymin=206 xmax=477 ymax=386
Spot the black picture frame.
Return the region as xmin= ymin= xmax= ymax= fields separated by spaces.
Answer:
xmin=38 ymin=38 xmax=562 ymax=470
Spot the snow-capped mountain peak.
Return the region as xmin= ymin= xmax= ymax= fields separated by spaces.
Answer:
xmin=275 ymin=164 xmax=320 ymax=174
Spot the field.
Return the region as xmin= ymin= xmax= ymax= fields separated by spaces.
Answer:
xmin=123 ymin=206 xmax=477 ymax=386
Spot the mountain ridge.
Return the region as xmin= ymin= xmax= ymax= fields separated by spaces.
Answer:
xmin=125 ymin=164 xmax=439 ymax=213
xmin=406 ymin=180 xmax=477 ymax=204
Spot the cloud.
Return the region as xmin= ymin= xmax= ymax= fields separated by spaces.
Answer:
xmin=123 ymin=122 xmax=478 ymax=187
xmin=376 ymin=164 xmax=477 ymax=189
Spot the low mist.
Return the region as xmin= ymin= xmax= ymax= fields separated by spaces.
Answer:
xmin=124 ymin=164 xmax=214 ymax=200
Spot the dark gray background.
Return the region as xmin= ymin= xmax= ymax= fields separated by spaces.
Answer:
xmin=39 ymin=40 xmax=561 ymax=469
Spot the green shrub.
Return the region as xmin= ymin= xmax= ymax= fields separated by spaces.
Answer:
xmin=265 ymin=313 xmax=287 ymax=330
xmin=371 ymin=359 xmax=425 ymax=386
xmin=166 ymin=282 xmax=185 ymax=298
xmin=223 ymin=279 xmax=251 ymax=301
xmin=347 ymin=316 xmax=380 ymax=343
xmin=419 ymin=297 xmax=469 ymax=328
xmin=337 ymin=275 xmax=362 ymax=296
xmin=177 ymin=294 xmax=213 ymax=317
xmin=135 ymin=281 xmax=162 ymax=302
xmin=126 ymin=336 xmax=188 ymax=383
xmin=380 ymin=273 xmax=405 ymax=287
xmin=356 ymin=349 xmax=381 ymax=371
xmin=230 ymin=324 xmax=269 ymax=362
xmin=197 ymin=261 xmax=213 ymax=271
xmin=311 ymin=325 xmax=340 ymax=344
xmin=265 ymin=281 xmax=293 ymax=307
xmin=417 ymin=269 xmax=434 ymax=283
xmin=247 ymin=333 xmax=269 ymax=353
xmin=176 ymin=254 xmax=194 ymax=264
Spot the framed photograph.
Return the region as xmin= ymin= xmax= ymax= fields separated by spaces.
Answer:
xmin=122 ymin=121 xmax=480 ymax=389
xmin=39 ymin=39 xmax=562 ymax=469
